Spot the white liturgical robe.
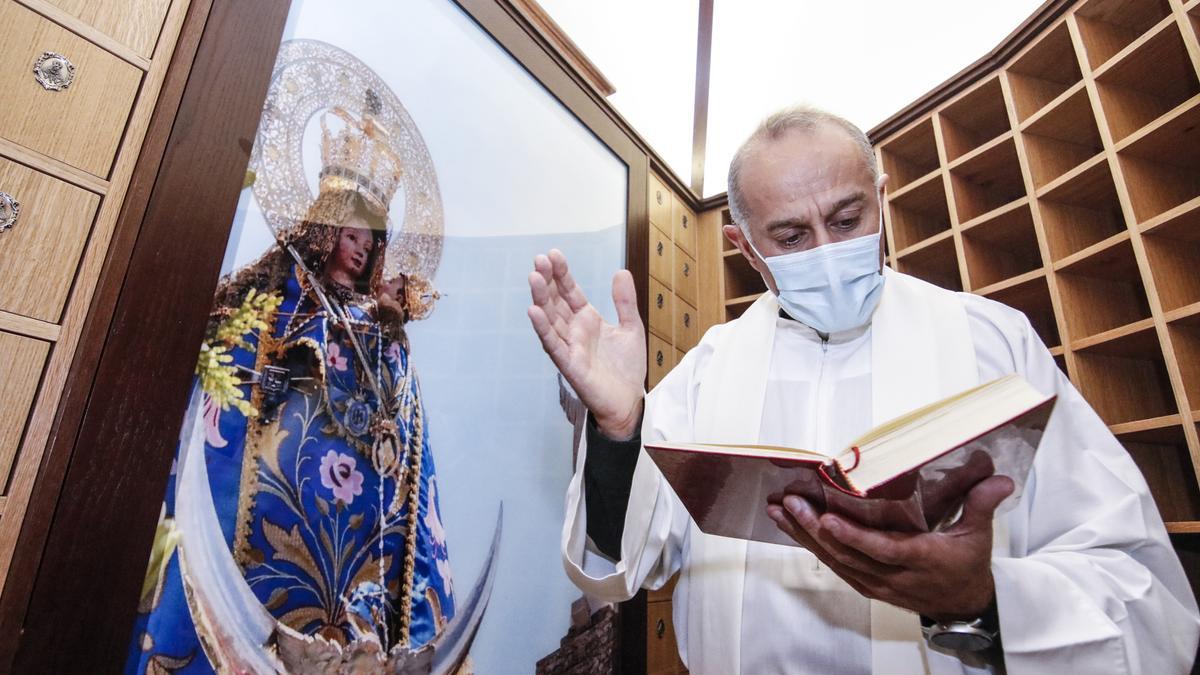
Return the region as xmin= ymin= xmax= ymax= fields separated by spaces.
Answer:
xmin=561 ymin=268 xmax=1200 ymax=674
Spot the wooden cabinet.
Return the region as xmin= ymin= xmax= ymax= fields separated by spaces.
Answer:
xmin=673 ymin=245 xmax=698 ymax=307
xmin=674 ymin=298 xmax=698 ymax=352
xmin=649 ymin=172 xmax=672 ymax=230
xmin=650 ymin=223 xmax=673 ymax=288
xmin=649 ymin=332 xmax=673 ymax=386
xmin=0 ymin=156 xmax=101 ymax=322
xmin=0 ymin=0 xmax=189 ymax=602
xmin=869 ymin=2 xmax=1200 ymax=547
xmin=42 ymin=0 xmax=172 ymax=59
xmin=0 ymin=332 xmax=49 ymax=489
xmin=646 ymin=590 xmax=686 ymax=674
xmin=671 ymin=195 xmax=697 ymax=257
xmin=0 ymin=1 xmax=143 ymax=178
xmin=648 ymin=276 xmax=674 ymax=342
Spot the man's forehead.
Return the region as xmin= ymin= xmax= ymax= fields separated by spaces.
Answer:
xmin=740 ymin=126 xmax=873 ymax=213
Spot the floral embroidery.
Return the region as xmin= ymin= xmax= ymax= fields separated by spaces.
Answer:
xmin=436 ymin=556 xmax=454 ymax=596
xmin=385 ymin=342 xmax=403 ymax=364
xmin=327 ymin=342 xmax=349 ymax=371
xmin=424 ymin=479 xmax=446 ymax=547
xmin=319 ymin=450 xmax=363 ymax=504
xmin=202 ymin=393 xmax=228 ymax=449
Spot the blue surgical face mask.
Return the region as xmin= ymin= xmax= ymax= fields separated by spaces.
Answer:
xmin=747 ymin=214 xmax=886 ymax=334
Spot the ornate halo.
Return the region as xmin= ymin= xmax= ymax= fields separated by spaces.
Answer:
xmin=249 ymin=39 xmax=443 ymax=281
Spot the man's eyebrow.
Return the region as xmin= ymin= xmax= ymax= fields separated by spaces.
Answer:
xmin=765 ymin=217 xmax=809 ymax=233
xmin=825 ymin=192 xmax=867 ymax=218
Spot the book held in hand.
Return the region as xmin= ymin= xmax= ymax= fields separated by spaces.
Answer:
xmin=644 ymin=374 xmax=1056 ymax=547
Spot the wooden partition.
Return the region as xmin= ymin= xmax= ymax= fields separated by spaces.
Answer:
xmin=870 ymin=0 xmax=1200 ymax=537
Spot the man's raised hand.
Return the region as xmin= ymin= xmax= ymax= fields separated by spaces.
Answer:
xmin=527 ymin=249 xmax=646 ymax=440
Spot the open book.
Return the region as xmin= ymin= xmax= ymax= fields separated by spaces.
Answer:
xmin=644 ymin=374 xmax=1056 ymax=547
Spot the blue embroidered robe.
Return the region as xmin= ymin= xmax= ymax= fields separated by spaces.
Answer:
xmin=127 ymin=266 xmax=454 ymax=673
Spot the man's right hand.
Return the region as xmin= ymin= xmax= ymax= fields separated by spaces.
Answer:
xmin=527 ymin=249 xmax=646 ymax=440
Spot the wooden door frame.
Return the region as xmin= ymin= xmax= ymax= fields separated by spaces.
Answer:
xmin=0 ymin=0 xmax=652 ymax=671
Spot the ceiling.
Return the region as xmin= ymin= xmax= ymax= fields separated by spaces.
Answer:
xmin=537 ymin=0 xmax=1047 ymax=197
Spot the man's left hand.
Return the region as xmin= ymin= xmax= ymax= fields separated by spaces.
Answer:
xmin=767 ymin=476 xmax=1014 ymax=622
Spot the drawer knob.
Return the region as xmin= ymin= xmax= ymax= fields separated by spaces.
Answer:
xmin=33 ymin=52 xmax=75 ymax=91
xmin=0 ymin=192 xmax=20 ymax=233
xmin=682 ymin=215 xmax=689 ymax=228
xmin=656 ymin=350 xmax=664 ymax=367
xmin=684 ymin=313 xmax=691 ymax=328
xmin=656 ymin=618 xmax=666 ymax=638
xmin=683 ymin=262 xmax=690 ymax=277
xmin=656 ymin=190 xmax=664 ymax=206
xmin=656 ymin=241 xmax=663 ymax=256
xmin=656 ymin=293 xmax=664 ymax=309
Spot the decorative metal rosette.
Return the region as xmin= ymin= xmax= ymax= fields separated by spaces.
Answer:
xmin=249 ymin=39 xmax=443 ymax=282
xmin=33 ymin=52 xmax=75 ymax=91
xmin=0 ymin=192 xmax=19 ymax=233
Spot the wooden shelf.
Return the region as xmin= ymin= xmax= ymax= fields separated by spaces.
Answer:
xmin=1142 ymin=204 xmax=1200 ymax=313
xmin=1074 ymin=0 xmax=1173 ymax=71
xmin=1074 ymin=330 xmax=1177 ymax=425
xmin=1071 ymin=316 xmax=1156 ymax=355
xmin=724 ymin=294 xmax=757 ymax=322
xmin=1037 ymin=156 xmax=1125 ymax=262
xmin=879 ymin=118 xmax=941 ymax=191
xmin=1055 ymin=234 xmax=1152 ymax=340
xmin=948 ymin=136 xmax=1026 ymax=223
xmin=887 ymin=170 xmax=952 ymax=250
xmin=961 ymin=201 xmax=1041 ymax=289
xmin=1119 ymin=422 xmax=1200 ymax=523
xmin=982 ymin=270 xmax=1061 ymax=348
xmin=1008 ymin=22 xmax=1083 ymax=122
xmin=721 ymin=248 xmax=742 ymax=259
xmin=1095 ymin=20 xmax=1200 ymax=143
xmin=1022 ymin=85 xmax=1103 ymax=189
xmin=1167 ymin=522 xmax=1200 ymax=534
xmin=1110 ymin=413 xmax=1183 ymax=441
xmin=1167 ymin=317 xmax=1200 ymax=415
xmin=1117 ymin=97 xmax=1200 ymax=224
xmin=939 ymin=76 xmax=1012 ymax=162
xmin=723 ymin=251 xmax=766 ymax=301
xmin=895 ymin=232 xmax=962 ymax=291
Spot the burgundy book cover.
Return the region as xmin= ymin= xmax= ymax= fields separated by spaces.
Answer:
xmin=644 ymin=397 xmax=1055 ymax=547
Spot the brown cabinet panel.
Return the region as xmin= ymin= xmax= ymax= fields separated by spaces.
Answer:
xmin=674 ymin=297 xmax=699 ymax=352
xmin=649 ymin=332 xmax=672 ymax=389
xmin=0 ymin=156 xmax=100 ymax=322
xmin=41 ymin=0 xmax=172 ymax=58
xmin=649 ymin=172 xmax=672 ymax=230
xmin=672 ymin=195 xmax=697 ymax=257
xmin=0 ymin=1 xmax=142 ymax=177
xmin=674 ymin=244 xmax=698 ymax=307
xmin=646 ymin=600 xmax=683 ymax=675
xmin=0 ymin=331 xmax=49 ymax=492
xmin=649 ymin=277 xmax=674 ymax=341
xmin=650 ymin=222 xmax=673 ymax=288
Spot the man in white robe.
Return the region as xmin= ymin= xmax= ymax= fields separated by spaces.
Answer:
xmin=526 ymin=105 xmax=1199 ymax=674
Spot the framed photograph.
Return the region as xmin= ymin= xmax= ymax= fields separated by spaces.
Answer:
xmin=120 ymin=0 xmax=631 ymax=672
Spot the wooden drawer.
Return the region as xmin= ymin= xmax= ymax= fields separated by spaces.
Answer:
xmin=42 ymin=0 xmax=172 ymax=59
xmin=0 ymin=330 xmax=50 ymax=490
xmin=649 ymin=172 xmax=672 ymax=230
xmin=650 ymin=222 xmax=673 ymax=288
xmin=673 ymin=244 xmax=698 ymax=307
xmin=672 ymin=195 xmax=697 ymax=257
xmin=0 ymin=156 xmax=101 ymax=322
xmin=674 ymin=297 xmax=699 ymax=352
xmin=0 ymin=0 xmax=143 ymax=177
xmin=647 ymin=599 xmax=683 ymax=675
xmin=648 ymin=277 xmax=673 ymax=341
xmin=676 ymin=347 xmax=686 ymax=367
xmin=648 ymin=332 xmax=672 ymax=389
xmin=647 ymin=571 xmax=679 ymax=603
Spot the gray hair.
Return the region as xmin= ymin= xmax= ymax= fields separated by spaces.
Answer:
xmin=727 ymin=105 xmax=879 ymax=232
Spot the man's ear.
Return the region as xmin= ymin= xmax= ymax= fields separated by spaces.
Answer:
xmin=724 ymin=223 xmax=766 ymax=276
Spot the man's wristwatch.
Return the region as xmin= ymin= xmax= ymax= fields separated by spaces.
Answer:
xmin=920 ymin=601 xmax=1000 ymax=652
